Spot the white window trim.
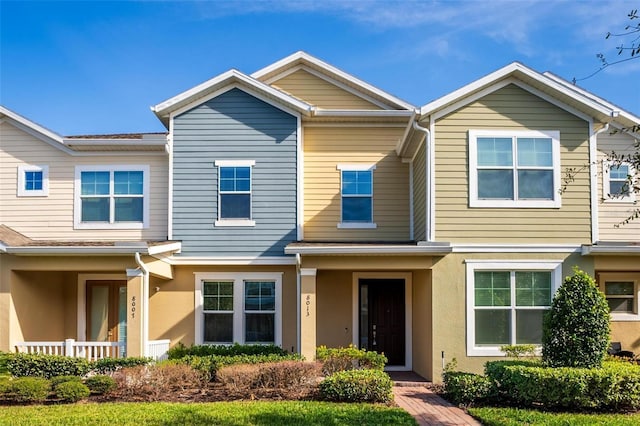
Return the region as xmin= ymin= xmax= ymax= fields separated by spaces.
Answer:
xmin=598 ymin=272 xmax=640 ymax=321
xmin=337 ymin=164 xmax=376 ymax=228
xmin=194 ymin=272 xmax=283 ymax=346
xmin=74 ymin=165 xmax=150 ymax=230
xmin=214 ymin=160 xmax=256 ymax=227
xmin=469 ymin=130 xmax=561 ymax=208
xmin=17 ymin=165 xmax=49 ymax=197
xmin=465 ymin=260 xmax=563 ymax=356
xmin=602 ymin=160 xmax=636 ymax=203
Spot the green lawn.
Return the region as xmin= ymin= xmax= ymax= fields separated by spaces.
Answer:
xmin=0 ymin=401 xmax=416 ymax=426
xmin=469 ymin=406 xmax=640 ymax=425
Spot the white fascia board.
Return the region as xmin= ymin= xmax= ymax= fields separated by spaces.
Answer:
xmin=311 ymin=109 xmax=414 ymax=118
xmin=147 ymin=242 xmax=182 ymax=256
xmin=284 ymin=245 xmax=452 ymax=255
xmin=451 ymin=244 xmax=581 ymax=253
xmin=168 ymin=256 xmax=297 ymax=265
xmin=419 ymin=62 xmax=613 ymax=119
xmin=152 ymin=70 xmax=312 ymax=120
xmin=251 ymin=51 xmax=415 ymax=111
xmin=1 ymin=105 xmax=65 ymax=144
xmin=582 ymin=245 xmax=640 ymax=256
xmin=5 ymin=246 xmax=148 ymax=255
xmin=0 ymin=242 xmax=7 ymax=253
xmin=63 ymin=138 xmax=167 ymax=147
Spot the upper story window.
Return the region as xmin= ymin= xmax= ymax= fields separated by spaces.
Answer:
xmin=466 ymin=260 xmax=562 ymax=356
xmin=214 ymin=160 xmax=255 ymax=227
xmin=603 ymin=161 xmax=636 ymax=202
xmin=337 ymin=164 xmax=376 ymax=229
xmin=17 ymin=165 xmax=49 ymax=197
xmin=469 ymin=130 xmax=561 ymax=208
xmin=74 ymin=165 xmax=149 ymax=229
xmin=598 ymin=272 xmax=640 ymax=321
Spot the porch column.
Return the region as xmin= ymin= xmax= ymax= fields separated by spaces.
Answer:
xmin=0 ymin=255 xmax=11 ymax=352
xmin=300 ymin=268 xmax=317 ymax=361
xmin=126 ymin=269 xmax=144 ymax=357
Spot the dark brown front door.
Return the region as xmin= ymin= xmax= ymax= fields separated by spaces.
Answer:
xmin=360 ymin=279 xmax=405 ymax=366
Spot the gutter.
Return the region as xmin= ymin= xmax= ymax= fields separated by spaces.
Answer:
xmin=412 ymin=118 xmax=433 ymax=242
xmin=4 ymin=246 xmax=149 ymax=255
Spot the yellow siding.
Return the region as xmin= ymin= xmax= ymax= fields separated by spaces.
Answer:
xmin=303 ymin=126 xmax=410 ymax=241
xmin=271 ymin=69 xmax=383 ymax=110
xmin=596 ymin=130 xmax=640 ymax=241
xmin=0 ymin=121 xmax=168 ymax=241
xmin=433 ymin=84 xmax=591 ymax=243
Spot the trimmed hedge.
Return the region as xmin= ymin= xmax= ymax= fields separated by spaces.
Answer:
xmin=54 ymin=381 xmax=90 ymax=402
xmin=84 ymin=375 xmax=116 ymax=395
xmin=50 ymin=375 xmax=83 ymax=388
xmin=91 ymin=357 xmax=151 ymax=374
xmin=485 ymin=359 xmax=640 ymax=410
xmin=443 ymin=370 xmax=494 ymax=405
xmin=316 ymin=345 xmax=387 ymax=375
xmin=167 ymin=343 xmax=288 ymax=359
xmin=173 ymin=353 xmax=303 ymax=381
xmin=6 ymin=354 xmax=91 ymax=379
xmin=8 ymin=377 xmax=51 ymax=403
xmin=319 ymin=369 xmax=393 ymax=403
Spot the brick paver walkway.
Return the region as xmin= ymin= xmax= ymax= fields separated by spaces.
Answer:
xmin=390 ymin=372 xmax=482 ymax=426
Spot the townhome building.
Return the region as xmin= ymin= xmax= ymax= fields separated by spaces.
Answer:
xmin=1 ymin=52 xmax=638 ymax=381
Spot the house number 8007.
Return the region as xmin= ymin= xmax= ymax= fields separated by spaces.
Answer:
xmin=131 ymin=296 xmax=136 ymax=319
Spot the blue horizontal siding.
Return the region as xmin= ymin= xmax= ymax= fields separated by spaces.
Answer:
xmin=172 ymin=88 xmax=298 ymax=257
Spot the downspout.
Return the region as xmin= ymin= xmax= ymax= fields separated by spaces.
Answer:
xmin=296 ymin=253 xmax=301 ymax=355
xmin=412 ymin=118 xmax=432 ymax=242
xmin=135 ymin=252 xmax=150 ymax=357
xmin=590 ymin=122 xmax=610 ymax=244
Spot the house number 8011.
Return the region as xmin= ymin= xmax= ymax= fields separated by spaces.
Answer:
xmin=131 ymin=296 xmax=136 ymax=319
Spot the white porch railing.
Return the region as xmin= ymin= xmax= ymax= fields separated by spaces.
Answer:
xmin=147 ymin=339 xmax=170 ymax=361
xmin=15 ymin=338 xmax=171 ymax=361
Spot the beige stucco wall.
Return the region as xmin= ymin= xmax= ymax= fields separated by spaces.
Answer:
xmin=0 ymin=121 xmax=168 ymax=241
xmin=315 ymin=270 xmax=354 ymax=348
xmin=431 ymin=84 xmax=592 ymax=243
xmin=596 ymin=130 xmax=640 ymax=241
xmin=430 ymin=251 xmax=593 ymax=381
xmin=412 ymin=269 xmax=432 ymax=380
xmin=302 ymin=126 xmax=410 ymax=241
xmin=270 ymin=69 xmax=383 ymax=110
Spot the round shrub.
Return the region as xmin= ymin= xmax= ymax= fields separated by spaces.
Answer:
xmin=51 ymin=375 xmax=82 ymax=388
xmin=9 ymin=377 xmax=51 ymax=403
xmin=443 ymin=371 xmax=494 ymax=406
xmin=7 ymin=353 xmax=90 ymax=379
xmin=54 ymin=381 xmax=90 ymax=402
xmin=319 ymin=369 xmax=392 ymax=403
xmin=542 ymin=269 xmax=610 ymax=368
xmin=84 ymin=374 xmax=116 ymax=395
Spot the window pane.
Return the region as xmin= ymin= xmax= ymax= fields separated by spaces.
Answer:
xmin=475 ymin=271 xmax=510 ymax=307
xmin=605 ymin=282 xmax=634 ymax=296
xmin=478 ymin=170 xmax=514 ymax=199
xmin=610 ymin=164 xmax=630 ymax=180
xmin=516 ymin=309 xmax=545 ymax=344
xmin=114 ymin=171 xmax=143 ymax=195
xmin=516 ymin=271 xmax=551 ymax=306
xmin=477 ymin=138 xmax=513 ymax=166
xmin=517 ymin=138 xmax=552 ymax=167
xmin=204 ymin=282 xmax=233 ymax=311
xmin=475 ymin=310 xmax=510 ymax=345
xmin=245 ymin=281 xmax=275 ymax=311
xmin=607 ymin=298 xmax=634 ymax=313
xmin=245 ymin=313 xmax=274 ymax=343
xmin=25 ymin=171 xmax=43 ymax=190
xmin=342 ymin=197 xmax=372 ymax=222
xmin=81 ymin=198 xmax=109 ymax=222
xmin=220 ymin=167 xmax=251 ymax=192
xmin=220 ymin=194 xmax=250 ymax=219
xmin=342 ymin=170 xmax=372 ymax=196
xmin=81 ymin=171 xmax=110 ymax=195
xmin=114 ymin=197 xmax=143 ymax=222
xmin=204 ymin=313 xmax=233 ymax=343
xmin=518 ymin=170 xmax=553 ymax=199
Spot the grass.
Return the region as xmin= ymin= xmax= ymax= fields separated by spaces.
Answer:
xmin=469 ymin=406 xmax=640 ymax=425
xmin=0 ymin=401 xmax=416 ymax=425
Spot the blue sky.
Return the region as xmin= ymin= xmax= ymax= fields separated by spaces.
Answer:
xmin=1 ymin=0 xmax=639 ymax=135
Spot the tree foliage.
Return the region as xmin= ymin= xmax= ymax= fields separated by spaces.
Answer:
xmin=542 ymin=269 xmax=610 ymax=368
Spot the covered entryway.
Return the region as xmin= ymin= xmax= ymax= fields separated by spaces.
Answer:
xmin=86 ymin=280 xmax=127 ymax=355
xmin=359 ymin=278 xmax=405 ymax=365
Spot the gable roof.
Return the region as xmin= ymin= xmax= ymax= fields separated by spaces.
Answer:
xmin=251 ymin=51 xmax=415 ymax=111
xmin=151 ymin=69 xmax=314 ymax=128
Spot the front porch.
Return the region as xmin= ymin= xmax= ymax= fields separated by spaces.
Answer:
xmin=14 ymin=338 xmax=170 ymax=361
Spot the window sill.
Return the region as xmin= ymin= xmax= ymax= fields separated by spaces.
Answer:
xmin=337 ymin=222 xmax=377 ymax=229
xmin=215 ymin=219 xmax=256 ymax=227
xmin=17 ymin=192 xmax=48 ymax=197
xmin=603 ymin=198 xmax=636 ymax=204
xmin=74 ymin=222 xmax=146 ymax=230
xmin=470 ymin=199 xmax=561 ymax=209
xmin=610 ymin=313 xmax=640 ymax=322
xmin=467 ymin=345 xmax=541 ymax=357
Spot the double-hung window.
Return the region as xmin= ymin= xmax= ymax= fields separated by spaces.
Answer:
xmin=195 ymin=273 xmax=282 ymax=346
xmin=337 ymin=164 xmax=376 ymax=229
xmin=469 ymin=130 xmax=561 ymax=208
xmin=74 ymin=165 xmax=149 ymax=229
xmin=215 ymin=160 xmax=255 ymax=227
xmin=17 ymin=165 xmax=48 ymax=197
xmin=603 ymin=161 xmax=635 ymax=202
xmin=466 ymin=261 xmax=562 ymax=356
xmin=598 ymin=272 xmax=640 ymax=320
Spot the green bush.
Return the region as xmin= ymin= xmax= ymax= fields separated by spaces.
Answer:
xmin=54 ymin=381 xmax=90 ymax=402
xmin=500 ymin=344 xmax=537 ymax=358
xmin=90 ymin=357 xmax=151 ymax=374
xmin=167 ymin=342 xmax=289 ymax=359
xmin=6 ymin=353 xmax=91 ymax=379
xmin=84 ymin=375 xmax=116 ymax=395
xmin=0 ymin=352 xmax=10 ymax=374
xmin=50 ymin=375 xmax=83 ymax=388
xmin=485 ymin=359 xmax=640 ymax=410
xmin=542 ymin=269 xmax=610 ymax=368
xmin=319 ymin=369 xmax=393 ymax=403
xmin=316 ymin=345 xmax=387 ymax=375
xmin=8 ymin=377 xmax=51 ymax=403
xmin=176 ymin=353 xmax=303 ymax=381
xmin=0 ymin=376 xmax=11 ymax=394
xmin=443 ymin=371 xmax=494 ymax=405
